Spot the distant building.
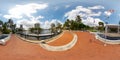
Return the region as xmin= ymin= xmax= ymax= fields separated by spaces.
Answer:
xmin=20 ymin=24 xmax=23 ymax=30
xmin=34 ymin=23 xmax=40 ymax=28
xmin=7 ymin=19 xmax=14 ymax=30
xmin=7 ymin=19 xmax=16 ymax=33
xmin=32 ymin=23 xmax=41 ymax=34
xmin=106 ymin=24 xmax=120 ymax=33
xmin=8 ymin=19 xmax=13 ymax=25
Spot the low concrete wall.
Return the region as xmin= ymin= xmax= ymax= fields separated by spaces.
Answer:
xmin=4 ymin=34 xmax=11 ymax=42
xmin=0 ymin=34 xmax=11 ymax=45
xmin=16 ymin=31 xmax=64 ymax=44
xmin=40 ymin=32 xmax=78 ymax=51
xmin=95 ymin=33 xmax=120 ymax=44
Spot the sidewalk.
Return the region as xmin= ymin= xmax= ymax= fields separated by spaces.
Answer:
xmin=48 ymin=31 xmax=73 ymax=46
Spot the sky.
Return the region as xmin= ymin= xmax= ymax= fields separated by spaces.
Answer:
xmin=0 ymin=0 xmax=120 ymax=29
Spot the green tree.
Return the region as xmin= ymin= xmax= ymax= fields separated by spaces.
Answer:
xmin=51 ymin=23 xmax=56 ymax=34
xmin=63 ymin=15 xmax=90 ymax=31
xmin=29 ymin=27 xmax=41 ymax=34
xmin=98 ymin=22 xmax=104 ymax=32
xmin=2 ymin=22 xmax=11 ymax=34
xmin=56 ymin=22 xmax=62 ymax=33
xmin=98 ymin=22 xmax=104 ymax=27
xmin=0 ymin=20 xmax=3 ymax=25
xmin=0 ymin=20 xmax=3 ymax=34
xmin=63 ymin=19 xmax=71 ymax=30
xmin=75 ymin=15 xmax=82 ymax=23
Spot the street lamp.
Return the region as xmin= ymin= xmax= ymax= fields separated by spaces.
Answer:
xmin=118 ymin=20 xmax=120 ymax=34
xmin=104 ymin=17 xmax=109 ymax=46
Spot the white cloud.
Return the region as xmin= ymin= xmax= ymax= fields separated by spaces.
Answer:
xmin=65 ymin=5 xmax=70 ymax=8
xmin=65 ymin=6 xmax=92 ymax=20
xmin=4 ymin=3 xmax=48 ymax=19
xmin=16 ymin=16 xmax=43 ymax=30
xmin=82 ymin=17 xmax=103 ymax=27
xmin=0 ymin=14 xmax=2 ymax=16
xmin=3 ymin=3 xmax=48 ymax=30
xmin=41 ymin=19 xmax=63 ymax=29
xmin=16 ymin=18 xmax=63 ymax=30
xmin=104 ymin=11 xmax=112 ymax=16
xmin=64 ymin=5 xmax=104 ymax=26
xmin=88 ymin=5 xmax=104 ymax=9
xmin=118 ymin=14 xmax=120 ymax=17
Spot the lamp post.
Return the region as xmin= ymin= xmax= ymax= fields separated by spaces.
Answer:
xmin=105 ymin=22 xmax=108 ymax=38
xmin=104 ymin=17 xmax=109 ymax=46
xmin=118 ymin=20 xmax=120 ymax=34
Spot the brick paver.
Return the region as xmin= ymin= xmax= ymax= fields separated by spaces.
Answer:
xmin=0 ymin=31 xmax=120 ymax=60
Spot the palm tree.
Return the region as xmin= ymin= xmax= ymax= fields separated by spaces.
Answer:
xmin=63 ymin=19 xmax=71 ymax=30
xmin=75 ymin=15 xmax=82 ymax=23
xmin=56 ymin=22 xmax=62 ymax=33
xmin=98 ymin=22 xmax=104 ymax=32
xmin=0 ymin=20 xmax=3 ymax=34
xmin=98 ymin=22 xmax=104 ymax=27
xmin=2 ymin=22 xmax=11 ymax=34
xmin=51 ymin=23 xmax=55 ymax=35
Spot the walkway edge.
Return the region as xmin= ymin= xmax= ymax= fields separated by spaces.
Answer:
xmin=40 ymin=32 xmax=78 ymax=51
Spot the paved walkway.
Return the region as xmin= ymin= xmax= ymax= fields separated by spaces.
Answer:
xmin=40 ymin=31 xmax=78 ymax=51
xmin=48 ymin=31 xmax=73 ymax=46
xmin=0 ymin=32 xmax=120 ymax=60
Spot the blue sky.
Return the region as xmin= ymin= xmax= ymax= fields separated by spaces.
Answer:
xmin=0 ymin=0 xmax=120 ymax=29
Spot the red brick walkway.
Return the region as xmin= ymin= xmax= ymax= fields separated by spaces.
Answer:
xmin=48 ymin=31 xmax=73 ymax=46
xmin=0 ymin=32 xmax=120 ymax=60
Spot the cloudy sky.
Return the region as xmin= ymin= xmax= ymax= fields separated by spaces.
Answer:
xmin=0 ymin=0 xmax=120 ymax=29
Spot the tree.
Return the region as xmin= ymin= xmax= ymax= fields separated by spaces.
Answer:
xmin=98 ymin=22 xmax=104 ymax=32
xmin=2 ymin=22 xmax=11 ymax=34
xmin=0 ymin=20 xmax=3 ymax=34
xmin=0 ymin=20 xmax=3 ymax=25
xmin=29 ymin=27 xmax=41 ymax=34
xmin=63 ymin=15 xmax=91 ymax=31
xmin=56 ymin=22 xmax=62 ymax=33
xmin=63 ymin=19 xmax=71 ymax=30
xmin=75 ymin=15 xmax=82 ymax=23
xmin=51 ymin=23 xmax=56 ymax=34
xmin=98 ymin=22 xmax=104 ymax=27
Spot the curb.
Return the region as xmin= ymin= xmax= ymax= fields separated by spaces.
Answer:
xmin=40 ymin=32 xmax=78 ymax=51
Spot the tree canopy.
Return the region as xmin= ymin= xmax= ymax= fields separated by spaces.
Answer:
xmin=63 ymin=15 xmax=90 ymax=30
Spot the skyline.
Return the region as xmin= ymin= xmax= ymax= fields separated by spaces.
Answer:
xmin=0 ymin=0 xmax=120 ymax=29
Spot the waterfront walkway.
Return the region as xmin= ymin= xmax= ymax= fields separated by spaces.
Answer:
xmin=0 ymin=31 xmax=120 ymax=60
xmin=48 ymin=31 xmax=74 ymax=46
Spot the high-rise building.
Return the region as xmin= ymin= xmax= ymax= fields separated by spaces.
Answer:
xmin=20 ymin=24 xmax=23 ymax=29
xmin=7 ymin=19 xmax=14 ymax=30
xmin=8 ymin=19 xmax=13 ymax=25
xmin=34 ymin=23 xmax=40 ymax=28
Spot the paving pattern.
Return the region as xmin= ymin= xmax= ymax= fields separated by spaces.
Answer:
xmin=0 ymin=31 xmax=120 ymax=60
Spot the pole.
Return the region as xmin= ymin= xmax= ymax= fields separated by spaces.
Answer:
xmin=118 ymin=21 xmax=120 ymax=34
xmin=105 ymin=22 xmax=108 ymax=38
xmin=104 ymin=18 xmax=109 ymax=46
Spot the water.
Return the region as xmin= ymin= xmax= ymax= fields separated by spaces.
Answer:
xmin=98 ymin=34 xmax=120 ymax=40
xmin=40 ymin=29 xmax=51 ymax=34
xmin=18 ymin=29 xmax=56 ymax=40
